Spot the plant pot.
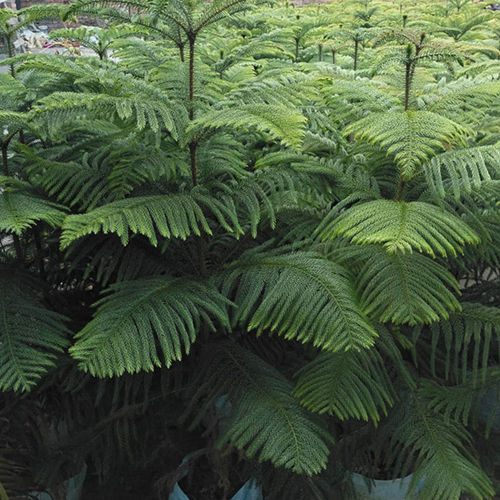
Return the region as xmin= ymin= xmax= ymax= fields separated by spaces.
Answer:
xmin=478 ymin=388 xmax=500 ymax=431
xmin=28 ymin=464 xmax=87 ymax=500
xmin=351 ymin=472 xmax=418 ymax=500
xmin=169 ymin=478 xmax=263 ymax=500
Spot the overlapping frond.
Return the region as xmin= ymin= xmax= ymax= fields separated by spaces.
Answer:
xmin=34 ymin=91 xmax=179 ymax=138
xmin=353 ymin=247 xmax=461 ymax=324
xmin=318 ymin=199 xmax=479 ymax=257
xmin=321 ymin=77 xmax=401 ymax=118
xmin=421 ymin=369 xmax=500 ymax=433
xmin=190 ymin=104 xmax=307 ymax=148
xmin=60 ymin=193 xmax=240 ymax=248
xmin=0 ymin=183 xmax=67 ymax=234
xmin=26 ymin=155 xmax=113 ymax=210
xmin=193 ymin=342 xmax=332 ymax=475
xmin=345 ymin=111 xmax=470 ymax=178
xmin=294 ymin=349 xmax=394 ymax=422
xmin=422 ymin=145 xmax=500 ymax=200
xmin=391 ymin=395 xmax=494 ymax=500
xmin=221 ymin=249 xmax=376 ymax=351
xmin=70 ymin=277 xmax=230 ymax=376
xmin=414 ymin=302 xmax=500 ymax=383
xmin=423 ymin=77 xmax=500 ymax=118
xmin=0 ymin=111 xmax=30 ymax=137
xmin=0 ymin=270 xmax=69 ymax=392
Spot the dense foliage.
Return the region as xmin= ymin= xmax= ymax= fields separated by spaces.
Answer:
xmin=1 ymin=0 xmax=500 ymax=498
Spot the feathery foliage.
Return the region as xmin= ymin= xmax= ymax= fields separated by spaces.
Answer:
xmin=222 ymin=249 xmax=377 ymax=351
xmin=192 ymin=342 xmax=333 ymax=475
xmin=294 ymin=348 xmax=394 ymax=422
xmin=1 ymin=0 xmax=500 ymax=496
xmin=346 ymin=111 xmax=470 ymax=178
xmin=0 ymin=270 xmax=68 ymax=392
xmin=318 ymin=199 xmax=479 ymax=257
xmin=0 ymin=181 xmax=67 ymax=234
xmin=60 ymin=193 xmax=239 ymax=248
xmin=70 ymin=277 xmax=230 ymax=376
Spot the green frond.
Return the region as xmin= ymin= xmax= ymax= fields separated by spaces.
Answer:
xmin=421 ymin=378 xmax=482 ymax=428
xmin=421 ymin=369 xmax=500 ymax=432
xmin=194 ymin=342 xmax=332 ymax=475
xmin=25 ymin=148 xmax=116 ymax=210
xmin=0 ymin=75 xmax=26 ymax=108
xmin=422 ymin=145 xmax=500 ymax=200
xmin=33 ymin=90 xmax=179 ymax=138
xmin=345 ymin=111 xmax=470 ymax=179
xmin=0 ymin=270 xmax=69 ymax=392
xmin=318 ymin=200 xmax=479 ymax=257
xmin=189 ymin=104 xmax=306 ymax=148
xmin=0 ymin=111 xmax=30 ymax=138
xmin=414 ymin=302 xmax=500 ymax=384
xmin=221 ymin=250 xmax=376 ymax=351
xmin=69 ymin=278 xmax=231 ymax=377
xmin=60 ymin=192 xmax=240 ymax=248
xmin=354 ymin=247 xmax=461 ymax=324
xmin=0 ymin=184 xmax=67 ymax=235
xmin=321 ymin=77 xmax=400 ymax=117
xmin=423 ymin=78 xmax=500 ymax=118
xmin=228 ymin=72 xmax=318 ymax=108
xmin=194 ymin=0 xmax=249 ymax=32
xmin=111 ymin=38 xmax=171 ymax=74
xmin=294 ymin=349 xmax=394 ymax=423
xmin=392 ymin=395 xmax=494 ymax=500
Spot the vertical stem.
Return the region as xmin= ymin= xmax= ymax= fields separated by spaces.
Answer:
xmin=189 ymin=142 xmax=198 ymax=187
xmin=405 ymin=42 xmax=421 ymax=112
xmin=188 ymin=38 xmax=195 ymax=122
xmin=318 ymin=44 xmax=323 ymax=61
xmin=404 ymin=61 xmax=411 ymax=111
xmin=1 ymin=143 xmax=9 ymax=176
xmin=295 ymin=38 xmax=299 ymax=62
xmin=331 ymin=48 xmax=336 ymax=64
xmin=188 ymin=36 xmax=198 ymax=187
xmin=7 ymin=34 xmax=15 ymax=78
xmin=353 ymin=39 xmax=359 ymax=70
xmin=187 ymin=36 xmax=206 ymax=276
xmin=179 ymin=43 xmax=185 ymax=62
xmin=395 ymin=176 xmax=405 ymax=201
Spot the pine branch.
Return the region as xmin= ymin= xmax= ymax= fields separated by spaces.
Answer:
xmin=221 ymin=249 xmax=376 ymax=351
xmin=0 ymin=270 xmax=69 ymax=392
xmin=191 ymin=342 xmax=333 ymax=475
xmin=70 ymin=277 xmax=231 ymax=376
xmin=318 ymin=199 xmax=479 ymax=257
xmin=294 ymin=348 xmax=394 ymax=423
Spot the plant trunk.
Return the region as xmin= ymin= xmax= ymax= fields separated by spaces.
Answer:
xmin=353 ymin=39 xmax=359 ymax=70
xmin=295 ymin=38 xmax=299 ymax=62
xmin=404 ymin=61 xmax=411 ymax=111
xmin=331 ymin=49 xmax=336 ymax=64
xmin=7 ymin=34 xmax=15 ymax=77
xmin=318 ymin=44 xmax=323 ymax=61
xmin=188 ymin=37 xmax=198 ymax=186
xmin=1 ymin=143 xmax=9 ymax=176
xmin=395 ymin=176 xmax=405 ymax=201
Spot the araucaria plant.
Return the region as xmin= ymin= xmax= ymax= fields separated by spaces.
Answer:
xmin=1 ymin=0 xmax=500 ymax=498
